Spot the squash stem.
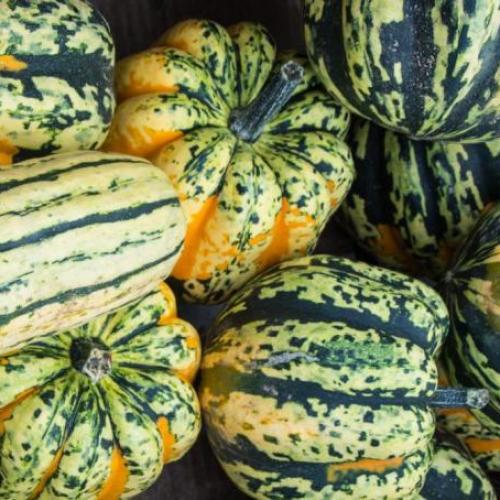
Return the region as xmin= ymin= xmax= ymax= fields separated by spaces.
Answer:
xmin=70 ymin=337 xmax=112 ymax=383
xmin=428 ymin=387 xmax=489 ymax=409
xmin=229 ymin=60 xmax=304 ymax=143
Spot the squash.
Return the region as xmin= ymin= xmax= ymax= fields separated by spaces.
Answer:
xmin=0 ymin=284 xmax=201 ymax=499
xmin=443 ymin=203 xmax=500 ymax=433
xmin=341 ymin=118 xmax=499 ymax=277
xmin=103 ymin=19 xmax=354 ymax=303
xmin=304 ymin=0 xmax=500 ymax=142
xmin=200 ymin=254 xmax=488 ymax=499
xmin=417 ymin=430 xmax=496 ymax=499
xmin=0 ymin=151 xmax=185 ymax=352
xmin=438 ymin=408 xmax=500 ymax=474
xmin=0 ymin=0 xmax=115 ymax=164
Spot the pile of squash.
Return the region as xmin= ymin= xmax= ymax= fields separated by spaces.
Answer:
xmin=0 ymin=0 xmax=498 ymax=498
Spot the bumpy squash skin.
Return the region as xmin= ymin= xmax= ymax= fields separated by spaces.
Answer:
xmin=341 ymin=118 xmax=500 ymax=277
xmin=417 ymin=430 xmax=496 ymax=499
xmin=200 ymin=255 xmax=449 ymax=499
xmin=0 ymin=0 xmax=115 ymax=163
xmin=0 ymin=286 xmax=201 ymax=499
xmin=443 ymin=203 xmax=500 ymax=434
xmin=0 ymin=151 xmax=185 ymax=352
xmin=304 ymin=0 xmax=500 ymax=142
xmin=103 ymin=20 xmax=354 ymax=304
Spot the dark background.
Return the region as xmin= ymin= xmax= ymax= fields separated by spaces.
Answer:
xmin=89 ymin=1 xmax=309 ymax=498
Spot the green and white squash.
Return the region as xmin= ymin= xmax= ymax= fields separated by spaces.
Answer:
xmin=0 ymin=285 xmax=201 ymax=499
xmin=443 ymin=203 xmax=500 ymax=433
xmin=418 ymin=430 xmax=496 ymax=499
xmin=341 ymin=118 xmax=499 ymax=277
xmin=304 ymin=0 xmax=500 ymax=141
xmin=0 ymin=151 xmax=185 ymax=352
xmin=104 ymin=19 xmax=354 ymax=304
xmin=438 ymin=408 xmax=500 ymax=474
xmin=0 ymin=0 xmax=115 ymax=164
xmin=200 ymin=254 xmax=487 ymax=499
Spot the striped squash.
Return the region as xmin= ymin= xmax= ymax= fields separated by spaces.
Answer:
xmin=200 ymin=254 xmax=453 ymax=499
xmin=304 ymin=0 xmax=500 ymax=142
xmin=341 ymin=118 xmax=499 ymax=277
xmin=0 ymin=285 xmax=201 ymax=499
xmin=0 ymin=0 xmax=115 ymax=164
xmin=443 ymin=203 xmax=500 ymax=433
xmin=103 ymin=19 xmax=354 ymax=303
xmin=438 ymin=408 xmax=500 ymax=474
xmin=418 ymin=430 xmax=496 ymax=499
xmin=0 ymin=151 xmax=185 ymax=352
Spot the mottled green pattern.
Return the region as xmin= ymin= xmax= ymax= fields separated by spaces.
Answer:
xmin=418 ymin=430 xmax=496 ymax=499
xmin=304 ymin=0 xmax=500 ymax=141
xmin=0 ymin=290 xmax=201 ymax=499
xmin=200 ymin=255 xmax=449 ymax=499
xmin=444 ymin=203 xmax=500 ymax=433
xmin=0 ymin=151 xmax=185 ymax=352
xmin=105 ymin=21 xmax=354 ymax=304
xmin=341 ymin=118 xmax=499 ymax=277
xmin=0 ymin=0 xmax=115 ymax=160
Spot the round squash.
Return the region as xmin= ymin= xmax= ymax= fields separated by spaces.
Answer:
xmin=0 ymin=0 xmax=115 ymax=164
xmin=438 ymin=408 xmax=500 ymax=474
xmin=341 ymin=118 xmax=499 ymax=277
xmin=443 ymin=203 xmax=500 ymax=433
xmin=200 ymin=254 xmax=487 ymax=499
xmin=0 ymin=284 xmax=201 ymax=499
xmin=0 ymin=151 xmax=185 ymax=352
xmin=304 ymin=0 xmax=500 ymax=141
xmin=103 ymin=19 xmax=354 ymax=303
xmin=417 ymin=430 xmax=496 ymax=499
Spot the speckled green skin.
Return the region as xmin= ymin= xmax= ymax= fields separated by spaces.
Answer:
xmin=418 ymin=430 xmax=496 ymax=499
xmin=0 ymin=151 xmax=185 ymax=353
xmin=341 ymin=118 xmax=499 ymax=278
xmin=0 ymin=0 xmax=115 ymax=161
xmin=200 ymin=254 xmax=449 ymax=499
xmin=105 ymin=20 xmax=354 ymax=304
xmin=0 ymin=290 xmax=201 ymax=499
xmin=304 ymin=0 xmax=500 ymax=141
xmin=443 ymin=203 xmax=500 ymax=434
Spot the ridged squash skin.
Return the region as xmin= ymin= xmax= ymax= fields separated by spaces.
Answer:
xmin=443 ymin=203 xmax=500 ymax=433
xmin=341 ymin=119 xmax=499 ymax=277
xmin=304 ymin=0 xmax=500 ymax=142
xmin=438 ymin=408 xmax=500 ymax=474
xmin=0 ymin=0 xmax=115 ymax=164
xmin=200 ymin=255 xmax=449 ymax=499
xmin=0 ymin=151 xmax=185 ymax=352
xmin=0 ymin=286 xmax=201 ymax=499
xmin=103 ymin=19 xmax=354 ymax=303
xmin=417 ymin=430 xmax=496 ymax=499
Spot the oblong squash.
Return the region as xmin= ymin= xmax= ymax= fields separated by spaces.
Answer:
xmin=0 ymin=151 xmax=185 ymax=352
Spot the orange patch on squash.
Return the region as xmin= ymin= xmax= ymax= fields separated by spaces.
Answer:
xmin=0 ymin=55 xmax=27 ymax=72
xmin=373 ymin=225 xmax=417 ymax=272
xmin=156 ymin=416 xmax=176 ymax=463
xmin=172 ymin=196 xmax=218 ymax=280
xmin=0 ymin=138 xmax=19 ymax=166
xmin=466 ymin=437 xmax=500 ymax=454
xmin=326 ymin=456 xmax=404 ymax=481
xmin=0 ymin=387 xmax=37 ymax=433
xmin=257 ymin=199 xmax=316 ymax=270
xmin=97 ymin=447 xmax=129 ymax=500
xmin=103 ymin=126 xmax=183 ymax=159
xmin=438 ymin=408 xmax=474 ymax=420
xmin=30 ymin=447 xmax=64 ymax=499
xmin=158 ymin=282 xmax=178 ymax=324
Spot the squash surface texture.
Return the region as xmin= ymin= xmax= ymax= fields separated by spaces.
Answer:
xmin=0 ymin=151 xmax=185 ymax=352
xmin=0 ymin=0 xmax=115 ymax=163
